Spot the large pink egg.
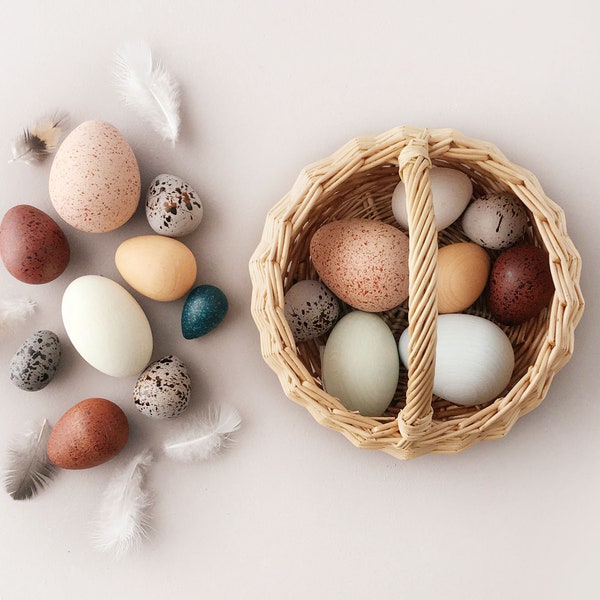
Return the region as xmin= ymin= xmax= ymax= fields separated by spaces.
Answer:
xmin=310 ymin=219 xmax=409 ymax=312
xmin=49 ymin=120 xmax=141 ymax=233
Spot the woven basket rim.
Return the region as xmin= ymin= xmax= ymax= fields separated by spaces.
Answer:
xmin=249 ymin=125 xmax=584 ymax=459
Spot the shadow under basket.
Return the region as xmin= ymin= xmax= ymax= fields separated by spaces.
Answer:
xmin=249 ymin=126 xmax=584 ymax=459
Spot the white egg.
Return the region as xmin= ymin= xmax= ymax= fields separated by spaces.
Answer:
xmin=392 ymin=166 xmax=473 ymax=231
xmin=398 ymin=313 xmax=514 ymax=407
xmin=322 ymin=311 xmax=399 ymax=416
xmin=62 ymin=275 xmax=153 ymax=377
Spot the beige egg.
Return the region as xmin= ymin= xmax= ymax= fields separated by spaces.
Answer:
xmin=437 ymin=242 xmax=490 ymax=314
xmin=310 ymin=219 xmax=409 ymax=312
xmin=49 ymin=120 xmax=141 ymax=233
xmin=115 ymin=235 xmax=197 ymax=301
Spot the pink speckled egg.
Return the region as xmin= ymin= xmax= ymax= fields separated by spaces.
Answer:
xmin=49 ymin=120 xmax=141 ymax=233
xmin=310 ymin=219 xmax=409 ymax=312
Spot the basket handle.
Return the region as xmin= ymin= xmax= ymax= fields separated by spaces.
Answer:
xmin=397 ymin=131 xmax=437 ymax=442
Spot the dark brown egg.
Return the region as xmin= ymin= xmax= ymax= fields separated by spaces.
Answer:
xmin=0 ymin=204 xmax=70 ymax=284
xmin=488 ymin=244 xmax=554 ymax=325
xmin=47 ymin=398 xmax=129 ymax=469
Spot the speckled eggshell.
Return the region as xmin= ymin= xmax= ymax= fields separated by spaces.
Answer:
xmin=115 ymin=235 xmax=197 ymax=301
xmin=181 ymin=285 xmax=229 ymax=339
xmin=146 ymin=174 xmax=204 ymax=237
xmin=392 ymin=166 xmax=473 ymax=231
xmin=9 ymin=330 xmax=61 ymax=391
xmin=309 ymin=219 xmax=409 ymax=312
xmin=487 ymin=244 xmax=554 ymax=325
xmin=49 ymin=120 xmax=141 ymax=233
xmin=461 ymin=192 xmax=529 ymax=249
xmin=47 ymin=398 xmax=129 ymax=469
xmin=133 ymin=355 xmax=191 ymax=419
xmin=0 ymin=205 xmax=70 ymax=284
xmin=284 ymin=280 xmax=339 ymax=342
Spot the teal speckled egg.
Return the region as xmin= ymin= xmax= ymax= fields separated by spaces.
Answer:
xmin=181 ymin=285 xmax=228 ymax=339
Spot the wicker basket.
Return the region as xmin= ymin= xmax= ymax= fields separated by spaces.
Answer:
xmin=249 ymin=126 xmax=584 ymax=459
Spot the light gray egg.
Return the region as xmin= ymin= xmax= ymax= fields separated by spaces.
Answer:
xmin=9 ymin=330 xmax=61 ymax=391
xmin=461 ymin=192 xmax=529 ymax=249
xmin=284 ymin=280 xmax=340 ymax=342
xmin=145 ymin=174 xmax=203 ymax=237
xmin=133 ymin=355 xmax=191 ymax=418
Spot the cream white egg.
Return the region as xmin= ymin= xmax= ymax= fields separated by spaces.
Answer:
xmin=392 ymin=166 xmax=472 ymax=231
xmin=398 ymin=313 xmax=514 ymax=407
xmin=62 ymin=275 xmax=153 ymax=377
xmin=322 ymin=311 xmax=399 ymax=416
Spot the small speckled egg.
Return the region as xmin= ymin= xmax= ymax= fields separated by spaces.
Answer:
xmin=487 ymin=244 xmax=554 ymax=325
xmin=133 ymin=355 xmax=191 ymax=419
xmin=461 ymin=192 xmax=529 ymax=249
xmin=47 ymin=398 xmax=129 ymax=469
xmin=310 ymin=219 xmax=409 ymax=312
xmin=437 ymin=243 xmax=491 ymax=314
xmin=392 ymin=166 xmax=473 ymax=231
xmin=284 ymin=280 xmax=339 ymax=342
xmin=115 ymin=235 xmax=197 ymax=301
xmin=146 ymin=174 xmax=204 ymax=237
xmin=49 ymin=120 xmax=141 ymax=233
xmin=9 ymin=330 xmax=61 ymax=391
xmin=322 ymin=311 xmax=399 ymax=416
xmin=181 ymin=285 xmax=229 ymax=339
xmin=0 ymin=205 xmax=70 ymax=284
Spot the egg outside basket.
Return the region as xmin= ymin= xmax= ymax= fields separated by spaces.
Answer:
xmin=249 ymin=126 xmax=584 ymax=459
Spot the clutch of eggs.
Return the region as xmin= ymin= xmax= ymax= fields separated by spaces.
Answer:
xmin=283 ymin=168 xmax=557 ymax=415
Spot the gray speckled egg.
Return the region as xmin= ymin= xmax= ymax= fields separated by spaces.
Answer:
xmin=145 ymin=174 xmax=203 ymax=237
xmin=133 ymin=355 xmax=191 ymax=419
xmin=9 ymin=330 xmax=61 ymax=391
xmin=461 ymin=192 xmax=529 ymax=250
xmin=284 ymin=280 xmax=340 ymax=342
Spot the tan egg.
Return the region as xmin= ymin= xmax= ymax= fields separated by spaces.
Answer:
xmin=437 ymin=242 xmax=490 ymax=314
xmin=115 ymin=235 xmax=197 ymax=301
xmin=49 ymin=120 xmax=140 ymax=233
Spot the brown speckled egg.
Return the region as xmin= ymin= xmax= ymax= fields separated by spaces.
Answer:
xmin=488 ymin=244 xmax=554 ymax=325
xmin=310 ymin=218 xmax=409 ymax=312
xmin=0 ymin=205 xmax=70 ymax=284
xmin=133 ymin=355 xmax=191 ymax=419
xmin=47 ymin=398 xmax=129 ymax=469
xmin=49 ymin=120 xmax=141 ymax=233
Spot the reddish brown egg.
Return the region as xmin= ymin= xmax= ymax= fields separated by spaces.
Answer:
xmin=47 ymin=398 xmax=129 ymax=469
xmin=0 ymin=204 xmax=70 ymax=284
xmin=488 ymin=244 xmax=554 ymax=325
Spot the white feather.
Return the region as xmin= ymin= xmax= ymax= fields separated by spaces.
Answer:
xmin=0 ymin=297 xmax=36 ymax=331
xmin=92 ymin=449 xmax=154 ymax=557
xmin=163 ymin=405 xmax=242 ymax=463
xmin=114 ymin=41 xmax=181 ymax=144
xmin=4 ymin=419 xmax=56 ymax=500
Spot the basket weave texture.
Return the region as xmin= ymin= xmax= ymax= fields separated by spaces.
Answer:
xmin=249 ymin=126 xmax=584 ymax=459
